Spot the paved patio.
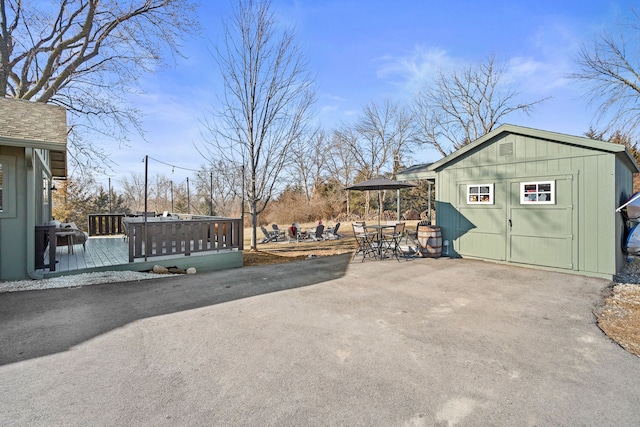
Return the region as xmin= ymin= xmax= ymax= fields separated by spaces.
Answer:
xmin=1 ymin=255 xmax=639 ymax=426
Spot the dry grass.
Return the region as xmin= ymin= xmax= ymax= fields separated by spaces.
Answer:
xmin=597 ymin=284 xmax=640 ymax=357
xmin=243 ymin=226 xmax=357 ymax=266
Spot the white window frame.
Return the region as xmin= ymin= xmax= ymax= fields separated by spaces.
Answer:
xmin=466 ymin=183 xmax=494 ymax=204
xmin=520 ymin=181 xmax=555 ymax=204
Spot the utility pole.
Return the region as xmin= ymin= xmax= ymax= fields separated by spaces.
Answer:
xmin=144 ymin=155 xmax=148 ymax=262
xmin=186 ymin=177 xmax=190 ymax=214
xmin=210 ymin=171 xmax=214 ymax=216
xmin=108 ymin=177 xmax=112 ymax=213
xmin=241 ymin=164 xmax=245 ymax=220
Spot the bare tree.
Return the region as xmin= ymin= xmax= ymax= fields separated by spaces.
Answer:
xmin=342 ymin=98 xmax=416 ymax=217
xmin=52 ymin=173 xmax=96 ymax=228
xmin=201 ymin=0 xmax=315 ymax=250
xmin=572 ymin=9 xmax=640 ymax=137
xmin=326 ymin=129 xmax=358 ymax=217
xmin=0 ymin=0 xmax=199 ymax=171
xmin=194 ymin=162 xmax=245 ymax=217
xmin=120 ymin=173 xmax=147 ymax=213
xmin=585 ymin=126 xmax=640 ymax=165
xmin=414 ymin=55 xmax=548 ymax=156
xmin=348 ymin=99 xmax=415 ymax=179
xmin=286 ymin=129 xmax=328 ymax=202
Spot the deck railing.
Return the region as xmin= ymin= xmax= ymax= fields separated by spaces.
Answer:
xmin=88 ymin=214 xmax=126 ymax=236
xmin=125 ymin=217 xmax=243 ymax=262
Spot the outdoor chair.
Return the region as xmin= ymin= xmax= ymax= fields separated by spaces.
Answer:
xmin=310 ymin=224 xmax=325 ymax=241
xmin=405 ymin=220 xmax=430 ymax=246
xmin=351 ymin=223 xmax=377 ymax=262
xmin=50 ymin=221 xmax=89 ymax=253
xmin=293 ymin=222 xmax=310 ymax=240
xmin=260 ymin=226 xmax=278 ymax=244
xmin=271 ymin=224 xmax=285 ymax=240
xmin=382 ymin=222 xmax=406 ymax=261
xmin=324 ymin=222 xmax=341 ymax=239
xmin=288 ymin=225 xmax=301 ymax=242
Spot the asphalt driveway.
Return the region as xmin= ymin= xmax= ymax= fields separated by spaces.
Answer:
xmin=1 ymin=255 xmax=639 ymax=426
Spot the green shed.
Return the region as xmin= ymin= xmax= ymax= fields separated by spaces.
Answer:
xmin=397 ymin=124 xmax=639 ymax=279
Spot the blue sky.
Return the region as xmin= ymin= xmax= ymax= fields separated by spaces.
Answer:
xmin=102 ymin=0 xmax=632 ymax=190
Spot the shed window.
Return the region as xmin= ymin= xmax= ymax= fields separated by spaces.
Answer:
xmin=520 ymin=181 xmax=555 ymax=204
xmin=467 ymin=184 xmax=494 ymax=204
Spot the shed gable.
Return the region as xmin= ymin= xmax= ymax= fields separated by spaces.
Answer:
xmin=435 ymin=131 xmax=619 ymax=174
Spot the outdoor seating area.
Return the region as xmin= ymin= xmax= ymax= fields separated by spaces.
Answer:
xmin=351 ymin=221 xmax=408 ymax=262
xmin=34 ymin=213 xmax=244 ymax=277
xmin=256 ymin=219 xmax=443 ymax=263
xmin=49 ymin=220 xmax=89 ymax=254
xmin=261 ymin=222 xmax=343 ymax=243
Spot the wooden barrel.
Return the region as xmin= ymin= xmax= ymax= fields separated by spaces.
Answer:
xmin=417 ymin=225 xmax=442 ymax=258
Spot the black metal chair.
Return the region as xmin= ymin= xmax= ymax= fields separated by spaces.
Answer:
xmin=382 ymin=222 xmax=406 ymax=261
xmin=405 ymin=220 xmax=430 ymax=246
xmin=352 ymin=223 xmax=377 ymax=262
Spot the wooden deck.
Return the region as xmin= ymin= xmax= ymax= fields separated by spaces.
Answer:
xmin=36 ymin=235 xmax=243 ymax=278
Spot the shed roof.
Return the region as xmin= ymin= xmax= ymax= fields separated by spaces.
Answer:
xmin=396 ymin=163 xmax=436 ymax=181
xmin=0 ymin=98 xmax=67 ymax=178
xmin=398 ymin=124 xmax=640 ymax=181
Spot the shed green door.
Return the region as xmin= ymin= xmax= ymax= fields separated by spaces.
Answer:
xmin=507 ymin=176 xmax=574 ymax=269
xmin=456 ymin=182 xmax=506 ymax=261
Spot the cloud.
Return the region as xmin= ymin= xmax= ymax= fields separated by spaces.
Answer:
xmin=376 ymin=46 xmax=458 ymax=91
xmin=374 ymin=35 xmax=583 ymax=104
xmin=505 ymin=56 xmax=571 ymax=94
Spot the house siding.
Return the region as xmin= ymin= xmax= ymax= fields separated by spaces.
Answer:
xmin=0 ymin=146 xmax=28 ymax=280
xmin=0 ymin=99 xmax=67 ymax=280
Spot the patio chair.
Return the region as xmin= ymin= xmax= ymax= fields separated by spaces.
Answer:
xmin=287 ymin=224 xmax=301 ymax=242
xmin=405 ymin=220 xmax=430 ymax=246
xmin=292 ymin=222 xmax=310 ymax=240
xmin=324 ymin=222 xmax=341 ymax=239
xmin=352 ymin=223 xmax=377 ymax=262
xmin=382 ymin=222 xmax=406 ymax=261
xmin=271 ymin=224 xmax=285 ymax=240
xmin=52 ymin=221 xmax=89 ymax=253
xmin=260 ymin=226 xmax=278 ymax=244
xmin=310 ymin=224 xmax=325 ymax=241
